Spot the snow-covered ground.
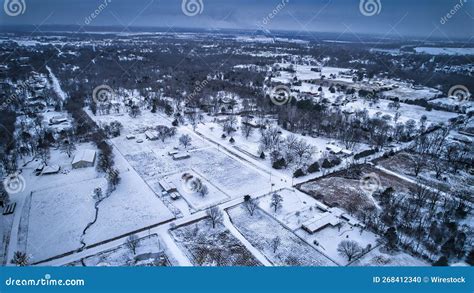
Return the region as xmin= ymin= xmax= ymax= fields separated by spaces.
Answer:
xmin=163 ymin=171 xmax=230 ymax=211
xmin=258 ymin=188 xmax=325 ymax=231
xmin=351 ymin=246 xmax=429 ymax=266
xmin=69 ymin=234 xmax=170 ymax=267
xmin=14 ymin=141 xmax=174 ymax=263
xmin=170 ymin=217 xmax=261 ymax=266
xmin=227 ymin=204 xmax=336 ymax=266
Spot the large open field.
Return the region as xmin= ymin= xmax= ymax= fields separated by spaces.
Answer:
xmin=19 ymin=144 xmax=174 ymax=263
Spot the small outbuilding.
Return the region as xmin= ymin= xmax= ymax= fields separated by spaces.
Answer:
xmin=172 ymin=152 xmax=190 ymax=160
xmin=72 ymin=150 xmax=97 ymax=169
xmin=145 ymin=131 xmax=159 ymax=141
xmin=41 ymin=165 xmax=61 ymax=175
xmin=158 ymin=180 xmax=177 ymax=193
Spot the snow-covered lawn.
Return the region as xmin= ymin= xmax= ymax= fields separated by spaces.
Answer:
xmin=295 ymin=223 xmax=378 ymax=266
xmin=258 ymin=188 xmax=326 ymax=231
xmin=351 ymin=246 xmax=429 ymax=266
xmin=69 ymin=234 xmax=170 ymax=266
xmin=227 ymin=204 xmax=335 ymax=266
xmin=170 ymin=217 xmax=261 ymax=266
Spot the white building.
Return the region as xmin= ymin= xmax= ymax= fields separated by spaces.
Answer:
xmin=72 ymin=150 xmax=97 ymax=169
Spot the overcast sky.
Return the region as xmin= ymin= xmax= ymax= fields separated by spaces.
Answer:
xmin=0 ymin=0 xmax=473 ymax=39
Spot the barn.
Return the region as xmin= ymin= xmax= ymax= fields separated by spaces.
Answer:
xmin=72 ymin=150 xmax=97 ymax=169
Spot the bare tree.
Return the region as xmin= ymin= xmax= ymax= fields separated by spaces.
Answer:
xmin=198 ymin=184 xmax=209 ymax=197
xmin=222 ymin=116 xmax=237 ymax=135
xmin=186 ymin=110 xmax=203 ymax=131
xmin=125 ymin=235 xmax=140 ymax=255
xmin=60 ymin=141 xmax=77 ymax=158
xmin=106 ymin=168 xmax=121 ymax=193
xmin=179 ymin=134 xmax=192 ymax=149
xmin=11 ymin=251 xmax=29 ymax=266
xmin=0 ymin=182 xmax=9 ymax=207
xmin=293 ymin=139 xmax=316 ymax=166
xmin=260 ymin=127 xmax=281 ymax=151
xmin=337 ymin=240 xmax=362 ymax=262
xmin=207 ymin=207 xmax=223 ymax=228
xmin=270 ymin=193 xmax=283 ymax=213
xmin=241 ymin=117 xmax=254 ymax=139
xmin=244 ymin=197 xmax=259 ymax=216
xmin=156 ymin=125 xmax=177 ymax=143
xmin=271 ymin=236 xmax=281 ymax=253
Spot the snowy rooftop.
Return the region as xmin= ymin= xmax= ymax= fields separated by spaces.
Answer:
xmin=72 ymin=150 xmax=96 ymax=164
xmin=302 ymin=212 xmax=341 ymax=233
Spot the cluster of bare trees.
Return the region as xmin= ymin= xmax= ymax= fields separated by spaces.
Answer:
xmin=361 ymin=182 xmax=471 ymax=264
xmin=259 ymin=127 xmax=316 ymax=171
xmin=409 ymin=127 xmax=472 ymax=179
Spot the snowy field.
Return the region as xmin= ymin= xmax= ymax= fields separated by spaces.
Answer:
xmin=162 ymin=171 xmax=230 ymax=211
xmin=26 ymin=178 xmax=101 ymax=262
xmin=170 ymin=217 xmax=261 ymax=266
xmin=227 ymin=205 xmax=335 ymax=266
xmin=20 ymin=142 xmax=174 ymax=263
xmin=90 ymin=111 xmax=271 ymax=199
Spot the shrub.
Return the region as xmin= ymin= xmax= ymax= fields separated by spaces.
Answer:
xmin=272 ymin=158 xmax=286 ymax=169
xmin=293 ymin=168 xmax=305 ymax=178
xmin=354 ymin=148 xmax=378 ymax=160
xmin=260 ymin=152 xmax=266 ymax=159
xmin=307 ymin=162 xmax=320 ymax=173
